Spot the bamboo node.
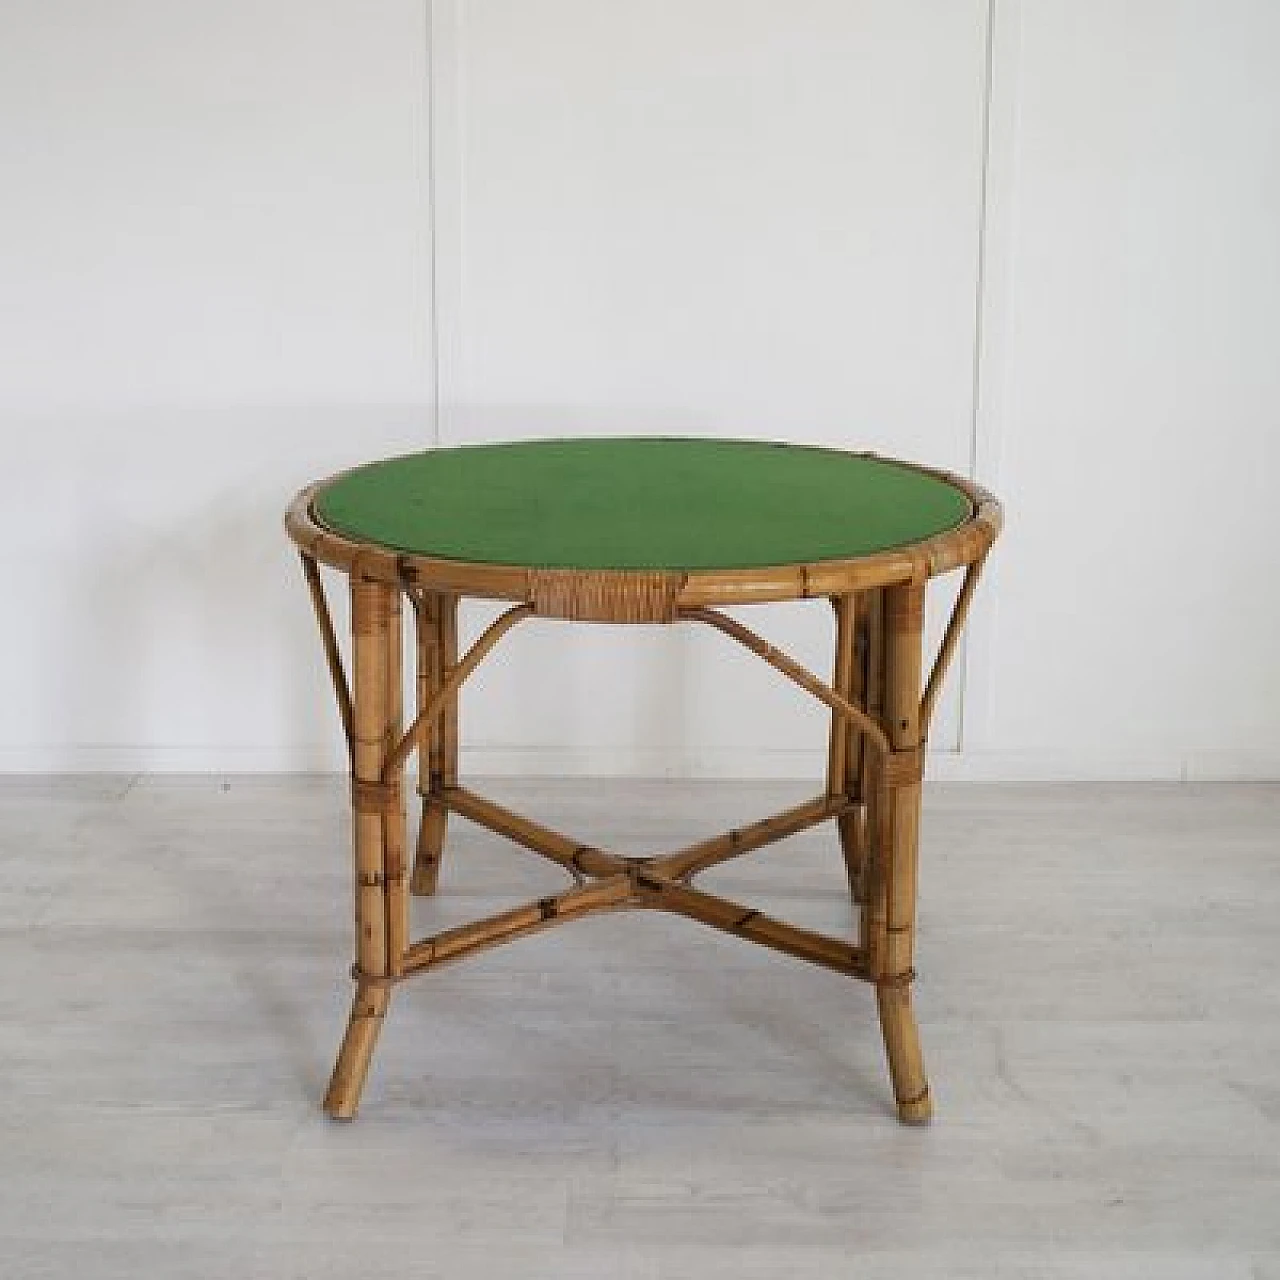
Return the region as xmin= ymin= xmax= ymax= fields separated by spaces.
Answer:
xmin=881 ymin=747 xmax=924 ymax=789
xmin=351 ymin=580 xmax=392 ymax=633
xmin=874 ymin=968 xmax=917 ymax=990
xmin=357 ymin=869 xmax=405 ymax=888
xmin=351 ymin=777 xmax=402 ymax=815
xmin=350 ymin=965 xmax=399 ymax=989
xmin=884 ymin=585 xmax=925 ymax=631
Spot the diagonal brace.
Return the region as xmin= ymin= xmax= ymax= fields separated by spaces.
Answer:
xmin=398 ymin=874 xmax=633 ymax=976
xmin=920 ymin=554 xmax=987 ymax=732
xmin=634 ymin=874 xmax=870 ymax=981
xmin=299 ymin=553 xmax=354 ymax=753
xmin=649 ymin=793 xmax=855 ymax=882
xmin=444 ymin=785 xmax=629 ymax=882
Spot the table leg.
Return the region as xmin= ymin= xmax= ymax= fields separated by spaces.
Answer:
xmin=323 ymin=576 xmax=396 ymax=1120
xmin=411 ymin=592 xmax=458 ymax=896
xmin=856 ymin=591 xmax=887 ymax=909
xmin=828 ymin=593 xmax=872 ymax=903
xmin=863 ymin=581 xmax=932 ymax=1125
xmin=385 ymin=588 xmax=408 ymax=968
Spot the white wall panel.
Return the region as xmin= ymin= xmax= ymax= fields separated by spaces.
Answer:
xmin=0 ymin=1 xmax=432 ymax=769
xmin=966 ymin=0 xmax=1280 ymax=777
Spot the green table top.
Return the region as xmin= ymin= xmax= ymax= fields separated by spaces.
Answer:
xmin=314 ymin=438 xmax=971 ymax=572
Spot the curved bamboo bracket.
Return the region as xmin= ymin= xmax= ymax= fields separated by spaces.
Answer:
xmin=299 ymin=553 xmax=354 ymax=755
xmin=678 ymin=606 xmax=892 ymax=759
xmin=381 ymin=603 xmax=534 ymax=782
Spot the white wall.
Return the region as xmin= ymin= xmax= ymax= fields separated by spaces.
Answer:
xmin=966 ymin=0 xmax=1280 ymax=779
xmin=2 ymin=1 xmax=1278 ymax=779
xmin=1 ymin=0 xmax=432 ymax=770
xmin=439 ymin=0 xmax=988 ymax=776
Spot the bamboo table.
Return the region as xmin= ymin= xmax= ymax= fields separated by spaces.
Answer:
xmin=286 ymin=438 xmax=1001 ymax=1123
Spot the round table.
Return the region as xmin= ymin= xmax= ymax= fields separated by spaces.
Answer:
xmin=286 ymin=437 xmax=1001 ymax=1123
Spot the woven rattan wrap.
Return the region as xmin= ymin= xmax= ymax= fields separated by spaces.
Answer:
xmin=528 ymin=569 xmax=684 ymax=622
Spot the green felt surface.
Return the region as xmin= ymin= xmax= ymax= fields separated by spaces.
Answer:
xmin=314 ymin=438 xmax=971 ymax=571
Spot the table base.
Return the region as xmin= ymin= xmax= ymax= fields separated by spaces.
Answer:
xmin=300 ymin=557 xmax=984 ymax=1125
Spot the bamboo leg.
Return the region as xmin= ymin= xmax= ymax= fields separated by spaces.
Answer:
xmin=411 ymin=593 xmax=458 ymax=896
xmin=828 ymin=594 xmax=871 ymax=901
xmin=439 ymin=594 xmax=459 ymax=784
xmin=827 ymin=596 xmax=853 ymax=801
xmin=384 ymin=588 xmax=408 ymax=970
xmin=842 ymin=594 xmax=872 ymax=900
xmin=865 ymin=581 xmax=932 ymax=1125
xmin=323 ymin=577 xmax=394 ymax=1120
xmin=324 ymin=982 xmax=388 ymax=1120
xmin=854 ymin=591 xmax=885 ymax=909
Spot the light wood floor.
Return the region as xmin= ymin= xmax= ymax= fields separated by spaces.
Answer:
xmin=2 ymin=777 xmax=1278 ymax=1278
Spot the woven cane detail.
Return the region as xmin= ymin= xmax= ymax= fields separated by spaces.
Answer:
xmin=528 ymin=570 xmax=682 ymax=622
